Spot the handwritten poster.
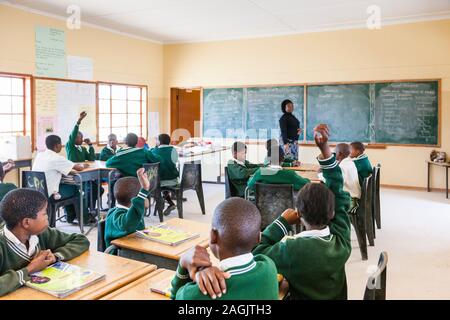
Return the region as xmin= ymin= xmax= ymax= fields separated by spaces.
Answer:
xmin=35 ymin=80 xmax=57 ymax=116
xmin=35 ymin=26 xmax=66 ymax=77
xmin=67 ymin=56 xmax=93 ymax=81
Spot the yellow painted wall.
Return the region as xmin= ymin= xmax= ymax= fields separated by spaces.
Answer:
xmin=164 ymin=19 xmax=450 ymax=188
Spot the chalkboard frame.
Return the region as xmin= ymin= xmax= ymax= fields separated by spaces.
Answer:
xmin=201 ymin=79 xmax=441 ymax=147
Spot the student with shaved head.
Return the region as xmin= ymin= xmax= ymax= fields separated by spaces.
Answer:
xmin=170 ymin=197 xmax=279 ymax=300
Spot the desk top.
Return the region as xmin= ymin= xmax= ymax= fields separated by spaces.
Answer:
xmin=0 ymin=251 xmax=156 ymax=300
xmin=178 ymin=146 xmax=229 ymax=158
xmin=111 ymin=218 xmax=211 ymax=260
xmin=283 ymin=163 xmax=319 ymax=172
xmin=76 ymin=161 xmax=116 ymax=172
xmin=294 ymin=170 xmax=320 ymax=183
xmin=427 ymin=160 xmax=450 ymax=167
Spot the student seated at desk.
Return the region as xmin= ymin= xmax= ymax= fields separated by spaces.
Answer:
xmin=170 ymin=197 xmax=279 ymax=300
xmin=32 ymin=135 xmax=92 ymax=225
xmin=252 ymin=124 xmax=351 ymax=300
xmin=227 ymin=141 xmax=260 ymax=198
xmin=150 ymin=134 xmax=179 ymax=216
xmin=350 ymin=142 xmax=373 ymax=186
xmin=106 ymin=133 xmax=161 ymax=177
xmin=263 ymin=139 xmax=300 ymax=167
xmin=247 ymin=145 xmax=309 ymax=192
xmin=0 ymin=160 xmax=17 ymax=202
xmin=104 ymin=168 xmax=150 ymax=253
xmin=99 ymin=134 xmax=118 ymax=161
xmin=0 ymin=189 xmax=90 ymax=297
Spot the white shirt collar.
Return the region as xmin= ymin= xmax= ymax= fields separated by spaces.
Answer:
xmin=75 ymin=145 xmax=83 ymax=152
xmin=296 ymin=226 xmax=330 ymax=238
xmin=107 ymin=145 xmax=116 ymax=153
xmin=115 ymin=203 xmax=130 ymax=210
xmin=340 ymin=157 xmax=352 ymax=165
xmin=158 ymin=144 xmax=172 ymax=148
xmin=232 ymin=158 xmax=246 ymax=167
xmin=219 ymin=253 xmax=254 ymax=272
xmin=4 ymin=226 xmax=39 ymax=257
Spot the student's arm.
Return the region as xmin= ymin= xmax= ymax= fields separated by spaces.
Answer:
xmin=145 ymin=149 xmax=162 ymax=163
xmin=0 ymin=265 xmax=30 ymax=297
xmin=279 ymin=116 xmax=288 ymax=145
xmin=228 ymin=163 xmax=258 ymax=181
xmin=105 ymin=154 xmax=119 ymax=168
xmin=170 ymin=265 xmax=193 ymax=299
xmin=110 ymin=189 xmax=149 ymax=233
xmin=246 ymin=169 xmax=261 ymax=190
xmin=67 ymin=123 xmax=79 ymax=148
xmin=84 ymin=145 xmax=95 ymax=161
xmin=291 ymin=172 xmax=310 ymax=191
xmin=41 ymin=228 xmax=90 ymax=261
xmin=99 ymin=148 xmax=109 ymax=161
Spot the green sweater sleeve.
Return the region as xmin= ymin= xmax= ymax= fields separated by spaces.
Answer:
xmin=40 ymin=227 xmax=90 ymax=261
xmin=228 ymin=163 xmax=258 ymax=181
xmin=246 ymin=169 xmax=260 ymax=190
xmin=291 ymin=173 xmax=310 ymax=190
xmin=0 ymin=265 xmax=29 ymax=297
xmin=99 ymin=148 xmax=110 ymax=161
xmin=170 ymin=264 xmax=192 ymax=299
xmin=110 ymin=189 xmax=148 ymax=234
xmin=83 ymin=145 xmax=95 ymax=161
xmin=145 ymin=150 xmax=162 ymax=163
xmin=65 ymin=123 xmax=79 ymax=158
xmin=105 ymin=154 xmax=120 ymax=169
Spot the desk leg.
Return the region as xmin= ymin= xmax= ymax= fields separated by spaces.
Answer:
xmin=447 ymin=167 xmax=448 ymax=199
xmin=427 ymin=162 xmax=431 ymax=192
xmin=217 ymin=151 xmax=222 ymax=183
xmin=79 ymin=179 xmax=84 ymax=234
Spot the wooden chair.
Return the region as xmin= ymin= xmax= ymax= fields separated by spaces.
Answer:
xmin=224 ymin=166 xmax=239 ymax=199
xmin=364 ymin=251 xmax=388 ymax=300
xmin=373 ymin=164 xmax=381 ymax=229
xmin=143 ymin=162 xmax=164 ymax=222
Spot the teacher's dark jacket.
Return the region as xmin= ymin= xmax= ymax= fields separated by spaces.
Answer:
xmin=279 ymin=113 xmax=300 ymax=144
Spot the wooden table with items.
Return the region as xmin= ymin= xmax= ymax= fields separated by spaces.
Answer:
xmin=0 ymin=251 xmax=156 ymax=300
xmin=111 ymin=218 xmax=211 ymax=270
xmin=426 ymin=160 xmax=450 ymax=199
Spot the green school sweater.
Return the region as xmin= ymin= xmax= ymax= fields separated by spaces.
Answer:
xmin=252 ymin=154 xmax=351 ymax=300
xmin=150 ymin=146 xmax=179 ymax=181
xmin=352 ymin=154 xmax=373 ymax=185
xmin=104 ymin=188 xmax=149 ymax=250
xmin=65 ymin=123 xmax=95 ymax=162
xmin=247 ymin=166 xmax=310 ymax=191
xmin=170 ymin=254 xmax=279 ymax=300
xmin=105 ymin=147 xmax=161 ymax=177
xmin=227 ymin=159 xmax=260 ymax=197
xmin=0 ymin=223 xmax=90 ymax=297
xmin=99 ymin=146 xmax=116 ymax=161
xmin=0 ymin=183 xmax=17 ymax=202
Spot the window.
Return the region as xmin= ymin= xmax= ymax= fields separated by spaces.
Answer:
xmin=98 ymin=83 xmax=147 ymax=143
xmin=0 ymin=74 xmax=31 ymax=138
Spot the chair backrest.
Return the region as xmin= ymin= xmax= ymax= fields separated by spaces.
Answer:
xmin=143 ymin=162 xmax=161 ymax=193
xmin=361 ymin=175 xmax=373 ymax=211
xmin=97 ymin=218 xmax=107 ymax=252
xmin=364 ymin=251 xmax=388 ymax=300
xmin=224 ymin=166 xmax=239 ymax=199
xmin=181 ymin=161 xmax=202 ymax=190
xmin=0 ymin=162 xmax=4 ymax=183
xmin=255 ymin=182 xmax=294 ymax=230
xmin=22 ymin=171 xmax=49 ymax=197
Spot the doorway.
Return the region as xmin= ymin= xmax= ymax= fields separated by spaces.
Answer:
xmin=170 ymin=88 xmax=201 ymax=143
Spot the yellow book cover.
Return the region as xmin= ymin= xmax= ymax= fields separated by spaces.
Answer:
xmin=136 ymin=224 xmax=200 ymax=246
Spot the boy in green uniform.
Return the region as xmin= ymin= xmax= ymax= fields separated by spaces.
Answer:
xmin=253 ymin=124 xmax=351 ymax=300
xmin=350 ymin=142 xmax=373 ymax=186
xmin=150 ymin=134 xmax=179 ymax=216
xmin=104 ymin=168 xmax=150 ymax=253
xmin=99 ymin=134 xmax=118 ymax=161
xmin=0 ymin=160 xmax=17 ymax=202
xmin=106 ymin=133 xmax=161 ymax=177
xmin=171 ymin=197 xmax=279 ymax=300
xmin=226 ymin=141 xmax=260 ymax=198
xmin=0 ymin=189 xmax=90 ymax=296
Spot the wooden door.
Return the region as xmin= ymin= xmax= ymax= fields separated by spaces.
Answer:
xmin=170 ymin=88 xmax=200 ymax=140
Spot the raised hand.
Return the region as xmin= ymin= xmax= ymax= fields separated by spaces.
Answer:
xmin=78 ymin=112 xmax=87 ymax=124
xmin=313 ymin=124 xmax=332 ymax=159
xmin=281 ymin=208 xmax=300 ymax=225
xmin=83 ymin=138 xmax=92 ymax=145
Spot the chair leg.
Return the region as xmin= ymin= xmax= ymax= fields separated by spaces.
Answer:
xmin=154 ymin=193 xmax=164 ymax=222
xmin=48 ymin=203 xmax=56 ymax=228
xmin=176 ymin=189 xmax=183 ymax=219
xmin=366 ymin=205 xmax=375 ymax=247
xmin=195 ymin=184 xmax=206 ymax=215
xmin=350 ymin=213 xmax=368 ymax=261
xmin=375 ymin=196 xmax=381 ymax=229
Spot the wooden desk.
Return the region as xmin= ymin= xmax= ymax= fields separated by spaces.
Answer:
xmin=295 ymin=170 xmax=320 ymax=183
xmin=283 ymin=163 xmax=319 ymax=172
xmin=426 ymin=160 xmax=450 ymax=198
xmin=0 ymin=251 xmax=156 ymax=300
xmin=111 ymin=218 xmax=211 ymax=270
xmin=9 ymin=158 xmax=33 ymax=186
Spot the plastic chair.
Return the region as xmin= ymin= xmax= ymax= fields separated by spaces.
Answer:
xmin=364 ymin=252 xmax=388 ymax=300
xmin=97 ymin=218 xmax=107 ymax=252
xmin=22 ymin=171 xmax=81 ymax=231
xmin=364 ymin=174 xmax=375 ymax=246
xmin=107 ymin=169 xmax=122 ymax=209
xmin=254 ymin=182 xmax=294 ymax=231
xmin=224 ymin=166 xmax=240 ymax=199
xmin=143 ymin=162 xmax=164 ymax=222
xmin=373 ymin=164 xmax=381 ymax=229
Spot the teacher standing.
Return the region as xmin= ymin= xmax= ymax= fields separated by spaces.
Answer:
xmin=279 ymin=99 xmax=302 ymax=160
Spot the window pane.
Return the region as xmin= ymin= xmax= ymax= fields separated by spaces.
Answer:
xmin=12 ymin=115 xmax=23 ymax=132
xmin=99 ymin=114 xmax=111 ymax=128
xmin=114 ymin=127 xmax=127 ymax=141
xmin=0 ymin=96 xmax=11 ymax=113
xmin=112 ymin=85 xmax=126 ymax=100
xmin=127 ymin=87 xmax=141 ymax=100
xmin=128 ymin=101 xmax=140 ymax=114
xmin=11 ymin=78 xmax=23 ymax=96
xmin=0 ymin=115 xmax=12 ymax=132
xmin=99 ymin=128 xmax=110 ymax=142
xmin=0 ymin=77 xmax=11 ymax=95
xmin=112 ymin=114 xmax=126 ymax=127
xmin=99 ymin=99 xmax=110 ymax=113
xmin=99 ymin=85 xmax=110 ymax=99
xmin=127 ymin=114 xmax=141 ymax=127
xmin=112 ymin=100 xmax=126 ymax=113
xmin=128 ymin=126 xmax=141 ymax=136
xmin=11 ymin=97 xmax=23 ymax=113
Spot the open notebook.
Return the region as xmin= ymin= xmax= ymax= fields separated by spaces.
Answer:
xmin=25 ymin=261 xmax=105 ymax=298
xmin=136 ymin=224 xmax=200 ymax=246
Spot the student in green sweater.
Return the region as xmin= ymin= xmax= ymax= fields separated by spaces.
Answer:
xmin=227 ymin=141 xmax=261 ymax=198
xmin=171 ymin=197 xmax=279 ymax=300
xmin=247 ymin=145 xmax=310 ymax=192
xmin=0 ymin=160 xmax=17 ymax=202
xmin=350 ymin=141 xmax=373 ymax=186
xmin=66 ymin=112 xmax=96 ymax=163
xmin=99 ymin=134 xmax=118 ymax=161
xmin=0 ymin=188 xmax=90 ymax=297
xmin=106 ymin=133 xmax=161 ymax=177
xmin=253 ymin=124 xmax=351 ymax=300
xmin=104 ymin=168 xmax=150 ymax=253
xmin=150 ymin=133 xmax=179 ymax=216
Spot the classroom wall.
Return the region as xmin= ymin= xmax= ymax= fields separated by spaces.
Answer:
xmin=164 ymin=19 xmax=450 ymax=189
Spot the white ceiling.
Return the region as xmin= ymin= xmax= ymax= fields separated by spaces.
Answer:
xmin=3 ymin=0 xmax=450 ymax=43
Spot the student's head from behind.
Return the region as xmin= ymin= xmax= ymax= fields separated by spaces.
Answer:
xmin=45 ymin=135 xmax=63 ymax=153
xmin=349 ymin=142 xmax=365 ymax=158
xmin=266 ymin=139 xmax=284 ymax=165
xmin=108 ymin=134 xmax=118 ymax=149
xmin=335 ymin=143 xmax=350 ymax=162
xmin=281 ymin=99 xmax=294 ymax=114
xmin=0 ymin=189 xmax=49 ymax=234
xmin=157 ymin=134 xmax=171 ymax=147
xmin=114 ymin=176 xmax=148 ymax=208
xmin=210 ymin=197 xmax=261 ymax=260
xmin=231 ymin=141 xmax=247 ymax=162
xmin=297 ymin=183 xmax=335 ymax=230
xmin=125 ymin=133 xmax=139 ymax=148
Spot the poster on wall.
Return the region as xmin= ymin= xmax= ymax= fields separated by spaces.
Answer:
xmin=35 ymin=26 xmax=67 ymax=78
xmin=67 ymin=55 xmax=93 ymax=81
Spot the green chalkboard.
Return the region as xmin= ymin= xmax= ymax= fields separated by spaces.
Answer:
xmin=306 ymin=84 xmax=371 ymax=142
xmin=374 ymin=82 xmax=439 ymax=145
xmin=246 ymin=86 xmax=304 ymax=139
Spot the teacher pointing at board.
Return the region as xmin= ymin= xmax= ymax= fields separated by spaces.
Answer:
xmin=279 ymin=99 xmax=302 ymax=160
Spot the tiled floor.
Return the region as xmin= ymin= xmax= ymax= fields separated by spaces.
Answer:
xmin=56 ymin=184 xmax=450 ymax=300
